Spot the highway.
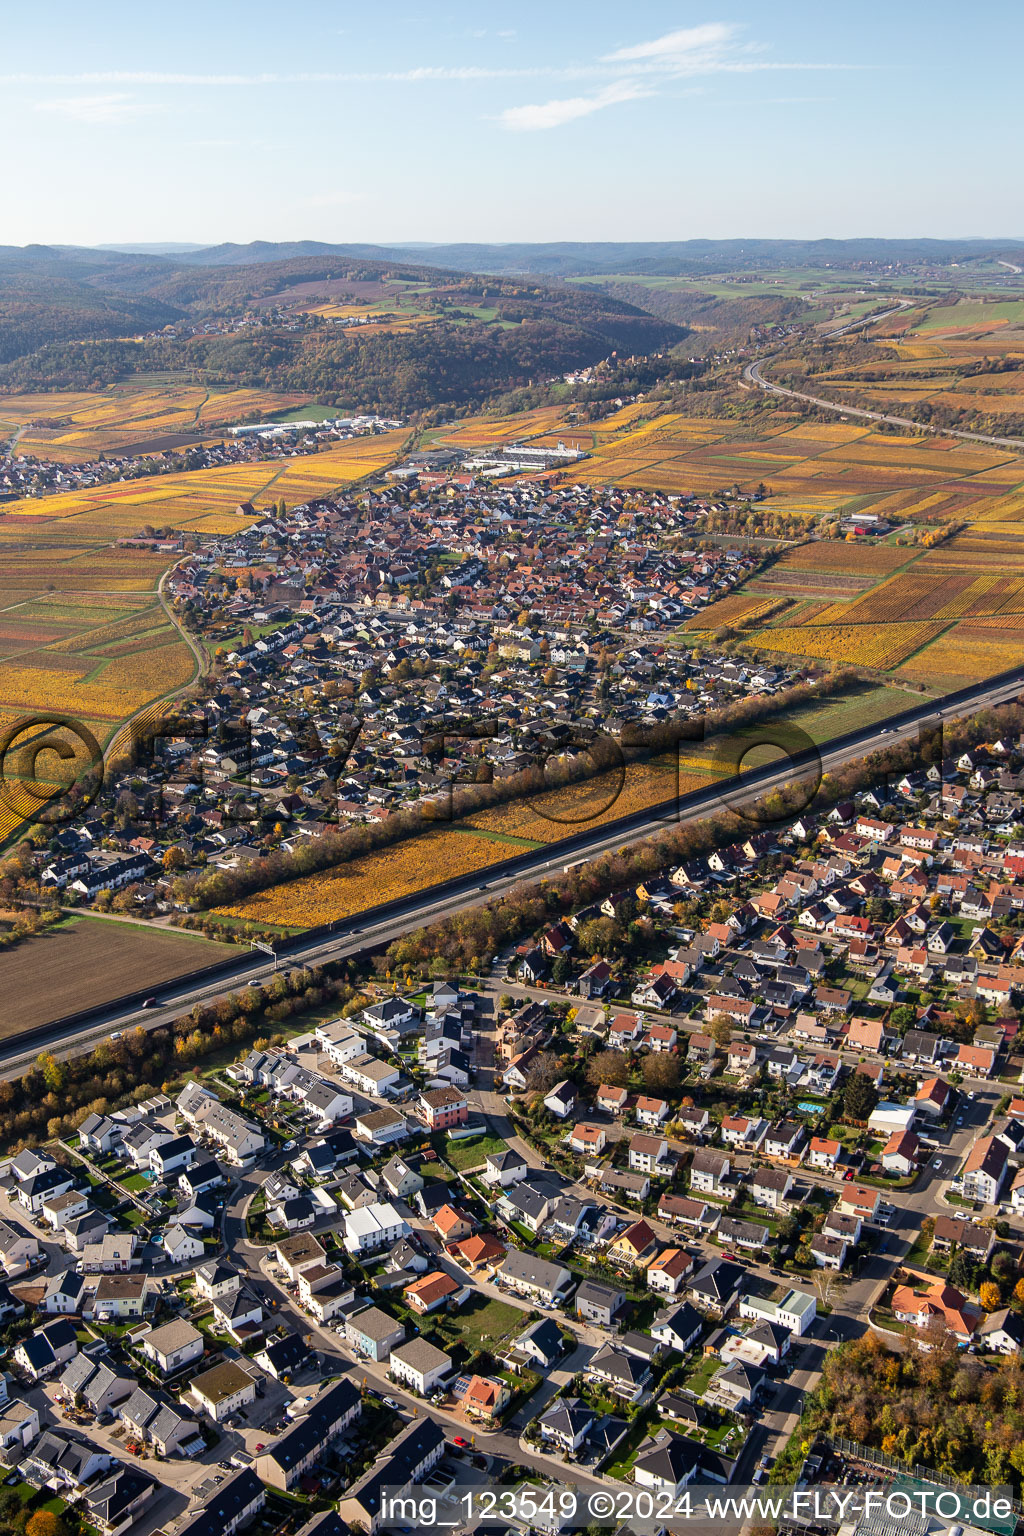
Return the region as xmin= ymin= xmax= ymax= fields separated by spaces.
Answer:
xmin=744 ymin=354 xmax=1024 ymax=450
xmin=11 ymin=662 xmax=1024 ymax=1075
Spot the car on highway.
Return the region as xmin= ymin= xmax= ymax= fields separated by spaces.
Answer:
xmin=109 ymin=1031 xmax=122 ymax=1040
xmin=141 ymin=997 xmax=158 ymax=1009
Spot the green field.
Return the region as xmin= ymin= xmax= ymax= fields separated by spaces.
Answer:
xmin=914 ymin=299 xmax=1024 ymax=330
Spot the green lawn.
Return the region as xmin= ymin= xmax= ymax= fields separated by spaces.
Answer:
xmin=444 ymin=1133 xmax=509 ymax=1170
xmin=435 ymin=1295 xmax=525 ymax=1354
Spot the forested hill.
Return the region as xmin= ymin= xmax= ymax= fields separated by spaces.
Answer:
xmin=0 ymin=247 xmax=688 ymax=412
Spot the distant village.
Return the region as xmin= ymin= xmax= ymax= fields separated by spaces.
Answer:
xmin=30 ymin=477 xmax=795 ymax=912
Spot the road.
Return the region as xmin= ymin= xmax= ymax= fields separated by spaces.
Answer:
xmin=11 ymin=663 xmax=1024 ymax=1076
xmin=744 ymin=355 xmax=1024 ymax=451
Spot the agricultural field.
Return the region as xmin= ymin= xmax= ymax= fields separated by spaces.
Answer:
xmin=0 ymin=916 xmax=236 ymax=1035
xmin=563 ymin=410 xmax=1024 ymax=520
xmin=0 ymin=427 xmax=410 ymax=531
xmin=0 ymin=426 xmax=411 ymax=845
xmin=217 ymin=826 xmax=514 ymax=928
xmin=692 ymin=516 xmax=1024 ymax=685
xmin=0 ymin=384 xmax=312 ymax=460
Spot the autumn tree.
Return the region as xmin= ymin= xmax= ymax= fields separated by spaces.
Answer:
xmin=980 ymin=1280 xmax=1002 ymax=1312
xmin=586 ymin=1050 xmax=628 ymax=1090
xmin=708 ymin=1015 xmax=732 ymax=1049
xmin=642 ymin=1053 xmax=681 ymax=1096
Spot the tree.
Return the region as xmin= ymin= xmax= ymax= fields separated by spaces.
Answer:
xmin=947 ymin=1248 xmax=977 ymax=1291
xmin=643 ymin=1054 xmax=681 ymax=1095
xmin=708 ymin=1016 xmax=732 ymax=1049
xmin=27 ymin=1513 xmax=69 ymax=1536
xmin=586 ymin=1050 xmax=628 ymax=1090
xmin=843 ymin=1071 xmax=878 ymax=1123
xmin=980 ymin=1280 xmax=1002 ymax=1312
xmin=524 ymin=1052 xmax=566 ymax=1094
xmin=1013 ymin=1276 xmax=1024 ymax=1305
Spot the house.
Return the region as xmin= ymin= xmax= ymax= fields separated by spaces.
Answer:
xmin=255 ymin=1377 xmax=362 ymax=1490
xmin=404 ymin=1271 xmax=461 ymax=1315
xmin=141 ymin=1319 xmax=204 ymax=1376
xmin=690 ymin=1149 xmax=730 ymax=1194
xmin=345 ymin=1304 xmax=406 ymax=1362
xmin=688 ymin=1260 xmax=744 ymax=1315
xmin=337 ymin=1419 xmax=445 ymax=1535
xmin=343 ymin=1202 xmax=409 ymax=1256
xmin=513 ymin=1316 xmax=565 ymax=1370
xmin=961 ymin=1135 xmax=1008 ymax=1204
xmin=576 ymin=1280 xmax=626 ymax=1328
xmin=632 ymin=1431 xmax=701 ymax=1496
xmin=629 ymin=1133 xmax=670 ymax=1174
xmin=837 ymin=1184 xmax=881 ymax=1223
xmin=980 ymin=1308 xmax=1024 ymax=1355
xmin=914 ymin=1078 xmax=952 ymax=1119
xmin=931 ymin=1216 xmax=994 ymax=1261
xmin=587 ymin=1343 xmax=651 ymax=1402
xmin=636 ymin=1095 xmax=670 ymax=1128
xmin=254 ymin=1332 xmax=313 ymax=1382
xmin=91 ymin=1275 xmax=152 ymax=1323
xmin=196 ymin=1257 xmax=244 ymax=1299
xmin=353 ymin=1108 xmax=409 ymax=1147
xmin=891 ymin=1278 xmax=979 ymax=1344
xmin=498 ymin=1249 xmax=573 ymax=1306
xmin=738 ymin=1288 xmax=817 ymax=1336
xmin=0 ymin=1217 xmax=40 ymax=1276
xmin=809 ymin=1234 xmax=849 ymax=1271
xmin=150 ymin=1135 xmax=197 ymax=1179
xmin=451 ymin=1232 xmax=505 ymax=1272
xmin=881 ymin=1129 xmax=920 ymax=1176
xmin=956 ymin=1043 xmax=997 ymax=1078
xmin=708 ymin=1357 xmax=765 ymax=1411
xmin=118 ymin=1386 xmax=200 ymax=1456
xmin=608 ymin=1219 xmax=659 ymax=1268
xmin=419 ymin=1086 xmax=468 ymax=1130
xmin=570 ymin=1124 xmax=607 ymax=1156
xmin=651 ymin=1301 xmax=704 ymax=1355
xmin=749 ymin=1168 xmax=794 ymax=1210
xmin=596 ymin=1084 xmax=629 ymax=1115
xmin=543 ymin=1081 xmax=578 ymax=1120
xmin=18 ymin=1165 xmax=75 ymax=1215
xmin=164 ymin=1225 xmax=204 ymax=1264
xmin=433 ymin=1204 xmax=475 ymax=1244
xmin=807 ymin=1137 xmax=841 ymax=1171
xmin=538 ymin=1396 xmax=597 ymax=1455
xmin=15 ymin=1317 xmax=79 ymax=1379
xmin=646 ymin=1248 xmax=694 ymax=1296
xmin=190 ymin=1361 xmax=257 ymax=1423
xmin=483 ymin=1149 xmax=528 ymax=1187
xmin=211 ymin=1286 xmax=264 ymax=1343
xmin=461 ymin=1374 xmax=511 ymax=1423
xmin=380 ymin=1156 xmax=423 ymax=1201
xmin=389 ymin=1337 xmax=452 ymax=1397
xmin=172 ymin=1469 xmax=264 ymax=1536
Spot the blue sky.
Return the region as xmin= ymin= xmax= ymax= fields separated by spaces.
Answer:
xmin=3 ymin=0 xmax=1022 ymax=246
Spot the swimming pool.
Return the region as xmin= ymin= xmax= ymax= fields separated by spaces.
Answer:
xmin=797 ymin=1100 xmax=826 ymax=1113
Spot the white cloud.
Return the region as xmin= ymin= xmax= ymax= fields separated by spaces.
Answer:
xmin=497 ymin=78 xmax=650 ymax=132
xmin=34 ymin=92 xmax=154 ymax=123
xmin=603 ymin=22 xmax=737 ymax=65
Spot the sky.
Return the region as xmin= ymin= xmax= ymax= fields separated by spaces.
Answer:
xmin=3 ymin=0 xmax=1023 ymax=247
